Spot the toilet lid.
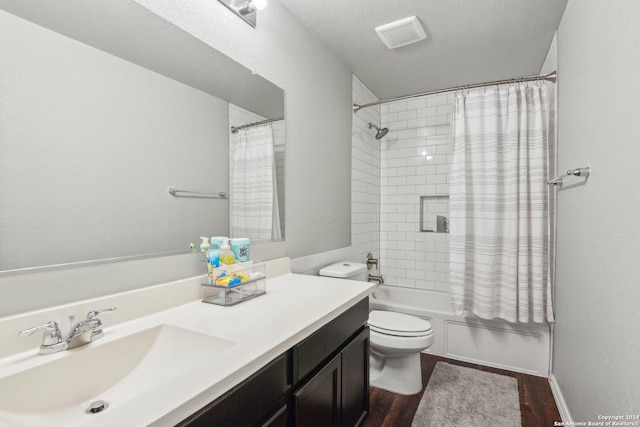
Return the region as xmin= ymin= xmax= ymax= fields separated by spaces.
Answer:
xmin=368 ymin=310 xmax=432 ymax=337
xmin=318 ymin=262 xmax=367 ymax=278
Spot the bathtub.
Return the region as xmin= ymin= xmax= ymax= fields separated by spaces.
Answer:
xmin=369 ymin=285 xmax=551 ymax=377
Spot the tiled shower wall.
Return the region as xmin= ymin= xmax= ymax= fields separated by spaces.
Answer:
xmin=290 ymin=75 xmax=381 ymax=275
xmin=379 ymin=93 xmax=454 ymax=292
xmin=350 ymin=76 xmax=381 ymax=259
xmin=293 ymin=76 xmax=555 ymax=298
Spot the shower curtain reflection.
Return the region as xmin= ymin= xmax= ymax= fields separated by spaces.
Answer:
xmin=229 ymin=124 xmax=282 ymax=242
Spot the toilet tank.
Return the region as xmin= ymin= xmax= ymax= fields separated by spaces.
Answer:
xmin=319 ymin=262 xmax=367 ymax=281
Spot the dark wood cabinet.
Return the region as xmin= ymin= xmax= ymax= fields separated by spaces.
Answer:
xmin=291 ymin=298 xmax=369 ymax=427
xmin=176 ymin=353 xmax=289 ymax=427
xmin=293 ymin=298 xmax=369 ymax=386
xmin=293 ymin=353 xmax=342 ymax=427
xmin=263 ymin=405 xmax=288 ymax=427
xmin=292 ymin=327 xmax=369 ymax=427
xmin=340 ymin=327 xmax=370 ymax=427
xmin=177 ymin=298 xmax=369 ymax=427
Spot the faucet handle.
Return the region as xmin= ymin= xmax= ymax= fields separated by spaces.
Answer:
xmin=19 ymin=320 xmax=62 ymax=346
xmin=366 ymin=252 xmax=379 ymax=270
xmin=87 ymin=307 xmax=117 ymax=320
xmin=86 ymin=307 xmax=116 ymax=342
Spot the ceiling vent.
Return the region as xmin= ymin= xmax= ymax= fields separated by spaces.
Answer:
xmin=375 ymin=16 xmax=426 ymax=49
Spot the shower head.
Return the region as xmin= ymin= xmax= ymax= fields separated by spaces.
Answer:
xmin=368 ymin=123 xmax=389 ymax=140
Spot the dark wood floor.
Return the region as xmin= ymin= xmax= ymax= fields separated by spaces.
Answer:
xmin=363 ymin=353 xmax=561 ymax=427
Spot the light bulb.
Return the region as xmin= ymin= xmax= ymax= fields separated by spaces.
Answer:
xmin=252 ymin=0 xmax=267 ymax=10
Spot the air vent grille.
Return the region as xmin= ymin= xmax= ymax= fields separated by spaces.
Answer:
xmin=375 ymin=16 xmax=426 ymax=49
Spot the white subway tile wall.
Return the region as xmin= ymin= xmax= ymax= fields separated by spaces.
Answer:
xmin=380 ymin=93 xmax=453 ymax=292
xmin=291 ymin=75 xmax=381 ymax=275
xmin=351 ymin=76 xmax=381 ymax=258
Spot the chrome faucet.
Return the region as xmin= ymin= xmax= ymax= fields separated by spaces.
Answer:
xmin=19 ymin=307 xmax=116 ymax=355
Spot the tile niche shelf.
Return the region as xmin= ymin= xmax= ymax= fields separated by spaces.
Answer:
xmin=420 ymin=195 xmax=449 ymax=233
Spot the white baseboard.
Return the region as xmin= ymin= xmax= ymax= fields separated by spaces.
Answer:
xmin=548 ymin=373 xmax=572 ymax=423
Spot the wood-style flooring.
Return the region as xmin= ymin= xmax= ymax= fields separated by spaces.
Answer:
xmin=363 ymin=354 xmax=561 ymax=427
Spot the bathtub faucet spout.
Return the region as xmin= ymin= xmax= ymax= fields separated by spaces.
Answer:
xmin=368 ymin=274 xmax=384 ymax=284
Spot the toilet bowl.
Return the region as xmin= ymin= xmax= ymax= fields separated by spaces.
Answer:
xmin=319 ymin=262 xmax=434 ymax=396
xmin=368 ymin=309 xmax=433 ymax=395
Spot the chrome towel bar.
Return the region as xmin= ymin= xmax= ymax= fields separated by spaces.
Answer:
xmin=168 ymin=188 xmax=227 ymax=199
xmin=547 ymin=167 xmax=590 ymax=187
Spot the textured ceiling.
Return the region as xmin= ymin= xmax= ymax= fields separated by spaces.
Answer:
xmin=279 ymin=0 xmax=568 ymax=99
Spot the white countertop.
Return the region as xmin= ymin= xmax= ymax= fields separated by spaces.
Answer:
xmin=0 ymin=272 xmax=375 ymax=426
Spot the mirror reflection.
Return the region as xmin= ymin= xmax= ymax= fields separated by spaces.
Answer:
xmin=228 ymin=105 xmax=285 ymax=242
xmin=0 ymin=0 xmax=285 ymax=272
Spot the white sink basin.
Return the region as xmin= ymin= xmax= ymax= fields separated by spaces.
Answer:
xmin=0 ymin=325 xmax=235 ymax=423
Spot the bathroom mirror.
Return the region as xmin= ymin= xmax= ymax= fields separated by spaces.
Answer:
xmin=0 ymin=0 xmax=285 ymax=272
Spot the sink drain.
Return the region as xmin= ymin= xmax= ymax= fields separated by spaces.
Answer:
xmin=86 ymin=400 xmax=108 ymax=414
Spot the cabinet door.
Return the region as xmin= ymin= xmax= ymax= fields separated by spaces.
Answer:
xmin=293 ymin=298 xmax=368 ymax=386
xmin=341 ymin=327 xmax=370 ymax=427
xmin=178 ymin=353 xmax=289 ymax=427
xmin=262 ymin=405 xmax=288 ymax=427
xmin=293 ymin=353 xmax=342 ymax=427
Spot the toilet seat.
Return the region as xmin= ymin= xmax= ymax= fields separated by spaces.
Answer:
xmin=368 ymin=310 xmax=432 ymax=338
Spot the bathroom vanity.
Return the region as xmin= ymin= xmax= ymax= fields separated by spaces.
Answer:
xmin=179 ymin=298 xmax=370 ymax=427
xmin=0 ymin=260 xmax=375 ymax=427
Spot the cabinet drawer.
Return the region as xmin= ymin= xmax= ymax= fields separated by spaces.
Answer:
xmin=292 ymin=298 xmax=368 ymax=385
xmin=178 ymin=352 xmax=290 ymax=427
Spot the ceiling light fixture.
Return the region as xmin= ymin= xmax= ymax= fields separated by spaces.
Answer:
xmin=218 ymin=0 xmax=267 ymax=28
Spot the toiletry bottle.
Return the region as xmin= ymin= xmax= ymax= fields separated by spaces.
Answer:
xmin=210 ymin=236 xmax=227 ymax=250
xmin=206 ymin=248 xmax=220 ymax=269
xmin=231 ymin=238 xmax=250 ymax=262
xmin=219 ymin=239 xmax=235 ymax=265
xmin=199 ymin=236 xmax=210 ymax=252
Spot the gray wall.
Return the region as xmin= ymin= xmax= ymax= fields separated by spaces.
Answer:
xmin=553 ymin=0 xmax=640 ymax=420
xmin=134 ymin=0 xmax=353 ymax=258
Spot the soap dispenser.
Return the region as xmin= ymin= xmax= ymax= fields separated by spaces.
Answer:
xmin=199 ymin=236 xmax=210 ymax=252
xmin=219 ymin=239 xmax=235 ymax=265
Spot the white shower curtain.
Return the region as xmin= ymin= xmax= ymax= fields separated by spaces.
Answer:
xmin=229 ymin=124 xmax=282 ymax=242
xmin=449 ymin=84 xmax=555 ymax=323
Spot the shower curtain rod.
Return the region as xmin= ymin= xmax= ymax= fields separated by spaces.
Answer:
xmin=230 ymin=116 xmax=284 ymax=133
xmin=352 ymin=71 xmax=557 ymax=113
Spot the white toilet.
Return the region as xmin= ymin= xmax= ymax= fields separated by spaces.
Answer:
xmin=319 ymin=262 xmax=434 ymax=395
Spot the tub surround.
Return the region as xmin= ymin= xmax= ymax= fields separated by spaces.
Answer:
xmin=370 ymin=285 xmax=551 ymax=377
xmin=0 ymin=258 xmax=375 ymax=426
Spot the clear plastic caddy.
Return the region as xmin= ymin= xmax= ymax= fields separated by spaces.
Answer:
xmin=200 ymin=261 xmax=266 ymax=306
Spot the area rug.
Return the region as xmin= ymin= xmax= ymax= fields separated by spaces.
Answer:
xmin=411 ymin=362 xmax=522 ymax=427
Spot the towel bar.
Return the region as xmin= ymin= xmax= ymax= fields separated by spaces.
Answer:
xmin=547 ymin=167 xmax=590 ymax=187
xmin=168 ymin=188 xmax=227 ymax=199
